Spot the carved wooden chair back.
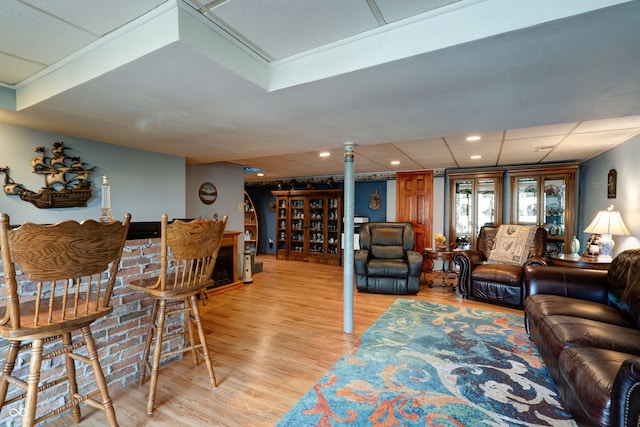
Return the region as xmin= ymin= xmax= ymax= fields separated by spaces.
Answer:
xmin=127 ymin=214 xmax=227 ymax=415
xmin=0 ymin=213 xmax=131 ymax=426
xmin=160 ymin=214 xmax=228 ymax=294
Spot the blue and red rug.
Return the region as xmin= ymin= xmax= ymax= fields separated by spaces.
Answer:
xmin=277 ymin=299 xmax=575 ymax=426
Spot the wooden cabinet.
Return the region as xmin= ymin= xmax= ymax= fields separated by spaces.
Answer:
xmin=509 ymin=164 xmax=578 ymax=255
xmin=272 ymin=189 xmax=342 ymax=265
xmin=448 ymin=170 xmax=504 ymax=250
xmin=244 ymin=191 xmax=258 ymax=253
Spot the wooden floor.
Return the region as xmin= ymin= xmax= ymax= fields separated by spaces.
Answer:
xmin=51 ymin=256 xmax=523 ymax=427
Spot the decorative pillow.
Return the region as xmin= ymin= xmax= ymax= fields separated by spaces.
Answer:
xmin=487 ymin=225 xmax=537 ymax=265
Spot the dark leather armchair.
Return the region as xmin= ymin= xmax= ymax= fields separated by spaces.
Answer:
xmin=354 ymin=222 xmax=423 ymax=295
xmin=452 ymin=225 xmax=547 ymax=307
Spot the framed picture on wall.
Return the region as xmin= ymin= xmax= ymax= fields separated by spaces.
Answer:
xmin=607 ymin=169 xmax=617 ymax=199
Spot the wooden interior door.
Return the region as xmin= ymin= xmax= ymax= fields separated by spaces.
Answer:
xmin=396 ymin=171 xmax=433 ymax=256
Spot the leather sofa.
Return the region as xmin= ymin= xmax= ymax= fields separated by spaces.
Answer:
xmin=524 ymin=249 xmax=640 ymax=427
xmin=354 ymin=222 xmax=422 ymax=295
xmin=453 ymin=225 xmax=547 ymax=307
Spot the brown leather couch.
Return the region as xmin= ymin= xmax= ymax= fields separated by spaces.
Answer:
xmin=453 ymin=225 xmax=547 ymax=307
xmin=524 ymin=249 xmax=640 ymax=427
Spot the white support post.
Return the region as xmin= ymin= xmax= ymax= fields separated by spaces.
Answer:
xmin=343 ymin=142 xmax=355 ymax=333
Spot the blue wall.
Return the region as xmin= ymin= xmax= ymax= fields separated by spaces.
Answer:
xmin=354 ymin=181 xmax=387 ymax=222
xmin=579 ymin=135 xmax=640 ymax=253
xmin=246 ymin=180 xmax=388 ymax=254
xmin=0 ymin=123 xmax=185 ymax=224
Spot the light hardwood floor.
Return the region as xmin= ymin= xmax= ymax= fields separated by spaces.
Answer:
xmin=51 ymin=255 xmax=522 ymax=427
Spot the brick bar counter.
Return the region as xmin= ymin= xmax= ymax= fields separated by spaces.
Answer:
xmin=0 ymin=221 xmax=242 ymax=424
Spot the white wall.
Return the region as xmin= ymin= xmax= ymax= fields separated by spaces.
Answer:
xmin=186 ymin=162 xmax=245 ymax=280
xmin=0 ymin=123 xmax=185 ymax=224
xmin=185 ymin=162 xmax=244 ymax=233
xmin=386 ymin=179 xmax=396 ymax=221
xmin=432 ymin=174 xmax=446 ymax=247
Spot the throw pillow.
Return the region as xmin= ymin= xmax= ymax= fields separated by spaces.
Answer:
xmin=487 ymin=225 xmax=537 ymax=265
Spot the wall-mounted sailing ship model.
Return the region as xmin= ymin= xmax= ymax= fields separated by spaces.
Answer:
xmin=0 ymin=141 xmax=96 ymax=209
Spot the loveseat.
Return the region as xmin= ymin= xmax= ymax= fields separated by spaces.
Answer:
xmin=524 ymin=249 xmax=640 ymax=427
xmin=453 ymin=224 xmax=547 ymax=307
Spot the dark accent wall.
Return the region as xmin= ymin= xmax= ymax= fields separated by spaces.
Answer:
xmin=246 ymin=180 xmax=388 ymax=254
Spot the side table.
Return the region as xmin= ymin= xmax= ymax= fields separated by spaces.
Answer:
xmin=423 ymin=247 xmax=458 ymax=290
xmin=549 ymin=254 xmax=611 ymax=270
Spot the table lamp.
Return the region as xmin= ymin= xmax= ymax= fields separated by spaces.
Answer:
xmin=583 ymin=205 xmax=631 ymax=260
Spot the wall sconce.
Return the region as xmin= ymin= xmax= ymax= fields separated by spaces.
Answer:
xmin=583 ymin=205 xmax=631 ymax=259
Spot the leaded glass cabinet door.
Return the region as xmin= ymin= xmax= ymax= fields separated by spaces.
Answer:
xmin=448 ymin=171 xmax=504 ymax=250
xmin=513 ymin=177 xmax=540 ymax=226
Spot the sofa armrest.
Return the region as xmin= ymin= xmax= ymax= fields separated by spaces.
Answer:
xmin=524 ymin=265 xmax=609 ymax=304
xmin=611 ymin=357 xmax=640 ymax=427
xmin=354 ymin=250 xmax=369 ymax=275
xmin=523 ymin=256 xmax=548 ymax=267
xmin=453 ymin=250 xmax=485 ymax=298
xmin=406 ymin=250 xmax=423 ymax=277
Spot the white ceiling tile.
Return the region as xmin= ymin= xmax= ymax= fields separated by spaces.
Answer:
xmin=574 ymin=116 xmax=640 ymax=133
xmin=444 ymin=131 xmax=504 ymax=147
xmin=561 ymin=129 xmax=640 ymax=148
xmin=500 ymin=135 xmax=565 ymax=158
xmin=505 ymin=123 xmax=578 ymax=140
xmin=0 ymin=1 xmax=96 ymax=64
xmin=0 ymin=53 xmax=45 ymax=85
xmin=23 ymin=0 xmax=168 ymax=36
xmin=210 ymin=0 xmax=379 ymax=60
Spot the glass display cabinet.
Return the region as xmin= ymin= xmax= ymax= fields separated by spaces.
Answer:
xmin=509 ymin=165 xmax=578 ymax=255
xmin=448 ymin=170 xmax=504 ymax=250
xmin=272 ymin=189 xmax=342 ymax=265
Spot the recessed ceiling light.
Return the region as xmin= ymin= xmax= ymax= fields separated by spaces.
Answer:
xmin=390 ymin=160 xmax=400 ymax=165
xmin=470 ymin=155 xmax=482 ymax=159
xmin=257 ymin=172 xmax=264 ymax=177
xmin=319 ymin=151 xmax=330 ymax=157
xmin=466 ymin=135 xmax=481 ymax=142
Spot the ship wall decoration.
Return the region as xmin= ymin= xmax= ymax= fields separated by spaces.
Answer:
xmin=0 ymin=141 xmax=96 ymax=209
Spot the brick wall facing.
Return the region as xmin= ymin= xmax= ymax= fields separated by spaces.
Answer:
xmin=0 ymin=238 xmax=186 ymax=425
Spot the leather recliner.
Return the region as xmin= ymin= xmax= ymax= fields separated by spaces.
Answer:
xmin=354 ymin=222 xmax=423 ymax=295
xmin=452 ymin=225 xmax=548 ymax=307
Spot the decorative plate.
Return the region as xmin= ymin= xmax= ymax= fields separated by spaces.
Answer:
xmin=198 ymin=182 xmax=217 ymax=205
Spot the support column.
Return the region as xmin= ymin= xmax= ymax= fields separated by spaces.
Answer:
xmin=343 ymin=142 xmax=355 ymax=333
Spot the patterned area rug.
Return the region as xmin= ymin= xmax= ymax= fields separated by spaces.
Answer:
xmin=277 ymin=299 xmax=576 ymax=426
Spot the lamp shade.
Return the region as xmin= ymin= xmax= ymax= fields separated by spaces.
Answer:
xmin=583 ymin=205 xmax=631 ymax=236
xmin=583 ymin=205 xmax=631 ymax=259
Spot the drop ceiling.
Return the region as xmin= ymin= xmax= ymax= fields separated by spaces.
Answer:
xmin=1 ymin=0 xmax=639 ymax=182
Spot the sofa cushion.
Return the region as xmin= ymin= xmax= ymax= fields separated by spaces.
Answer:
xmin=537 ymin=315 xmax=640 ymax=359
xmin=487 ymin=225 xmax=536 ymax=265
xmin=607 ymin=248 xmax=640 ymax=329
xmin=472 ymin=263 xmax=522 ymax=286
xmin=367 ymin=258 xmax=408 ymax=278
xmin=525 ymin=294 xmax=634 ymax=329
xmin=559 ymin=347 xmax=635 ymax=427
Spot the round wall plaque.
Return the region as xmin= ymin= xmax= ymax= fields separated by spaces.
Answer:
xmin=198 ymin=182 xmax=217 ymax=205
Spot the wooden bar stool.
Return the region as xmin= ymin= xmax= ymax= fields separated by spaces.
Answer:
xmin=128 ymin=214 xmax=227 ymax=415
xmin=0 ymin=213 xmax=131 ymax=427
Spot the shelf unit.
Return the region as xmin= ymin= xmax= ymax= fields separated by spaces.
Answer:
xmin=272 ymin=189 xmax=342 ymax=265
xmin=244 ymin=191 xmax=258 ymax=254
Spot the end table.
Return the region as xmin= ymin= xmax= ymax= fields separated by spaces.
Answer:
xmin=423 ymin=245 xmax=458 ymax=290
xmin=549 ymin=253 xmax=611 ymax=270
